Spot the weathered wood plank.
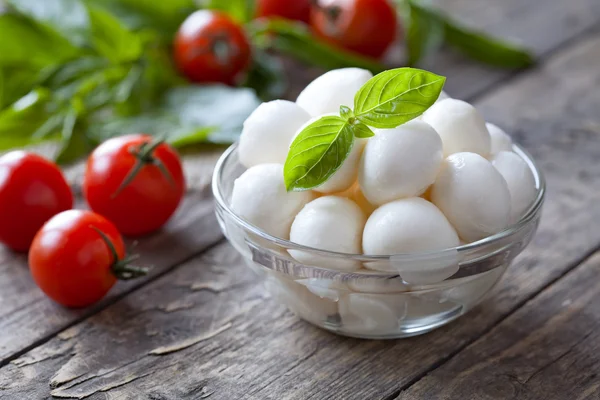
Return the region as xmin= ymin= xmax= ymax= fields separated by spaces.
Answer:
xmin=396 ymin=251 xmax=600 ymax=400
xmin=0 ymin=186 xmax=222 ymax=364
xmin=2 ymin=30 xmax=600 ymax=399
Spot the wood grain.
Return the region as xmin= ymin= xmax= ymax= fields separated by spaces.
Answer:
xmin=0 ymin=187 xmax=222 ymax=365
xmin=396 ymin=251 xmax=600 ymax=400
xmin=2 ymin=29 xmax=600 ymax=399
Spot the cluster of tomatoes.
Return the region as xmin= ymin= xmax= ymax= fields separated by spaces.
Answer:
xmin=0 ymin=135 xmax=185 ymax=308
xmin=174 ymin=0 xmax=398 ymax=84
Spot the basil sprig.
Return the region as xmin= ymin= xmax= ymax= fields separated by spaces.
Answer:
xmin=284 ymin=67 xmax=445 ymax=192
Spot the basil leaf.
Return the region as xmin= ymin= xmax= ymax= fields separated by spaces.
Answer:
xmin=0 ymin=14 xmax=78 ymax=68
xmin=6 ymin=0 xmax=90 ymax=47
xmin=248 ymin=19 xmax=386 ymax=74
xmin=351 ymin=121 xmax=375 ymax=138
xmin=202 ymin=0 xmax=255 ymax=23
xmin=405 ymin=2 xmax=445 ymax=66
xmin=284 ymin=116 xmax=355 ymax=191
xmin=87 ymin=5 xmax=143 ymax=63
xmin=55 ymin=109 xmax=95 ymax=164
xmin=354 ymin=67 xmax=446 ymax=129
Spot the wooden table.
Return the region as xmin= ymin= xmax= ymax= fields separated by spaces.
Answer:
xmin=2 ymin=1 xmax=600 ymax=399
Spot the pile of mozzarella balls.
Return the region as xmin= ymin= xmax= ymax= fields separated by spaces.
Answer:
xmin=232 ymin=68 xmax=536 ymax=281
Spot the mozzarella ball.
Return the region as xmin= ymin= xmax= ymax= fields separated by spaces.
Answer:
xmin=363 ymin=198 xmax=459 ymax=255
xmin=422 ymin=99 xmax=491 ymax=157
xmin=359 ymin=120 xmax=443 ymax=205
xmin=296 ymin=68 xmax=373 ymax=116
xmin=339 ymin=293 xmax=407 ymax=335
xmin=491 ymin=151 xmax=536 ymax=222
xmin=431 ymin=152 xmax=511 ymax=242
xmin=266 ymin=274 xmax=338 ymax=324
xmin=238 ymin=100 xmax=310 ymax=168
xmin=315 ymin=138 xmax=366 ymax=193
xmin=231 ymin=164 xmax=314 ymax=239
xmin=296 ymin=278 xmax=348 ymax=302
xmin=362 ymin=198 xmax=459 ymax=282
xmin=289 ymin=196 xmax=366 ymax=271
xmin=437 ymin=90 xmax=450 ymax=103
xmin=487 ymin=123 xmax=513 ymax=155
xmin=346 ymin=273 xmax=407 ymax=294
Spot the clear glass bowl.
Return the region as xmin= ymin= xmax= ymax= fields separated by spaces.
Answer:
xmin=212 ymin=143 xmax=545 ymax=339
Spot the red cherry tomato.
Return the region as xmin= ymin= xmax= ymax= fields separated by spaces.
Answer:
xmin=29 ymin=210 xmax=145 ymax=308
xmin=174 ymin=10 xmax=251 ymax=85
xmin=310 ymin=0 xmax=398 ymax=59
xmin=83 ymin=134 xmax=185 ymax=237
xmin=256 ymin=0 xmax=311 ymax=23
xmin=0 ymin=151 xmax=72 ymax=252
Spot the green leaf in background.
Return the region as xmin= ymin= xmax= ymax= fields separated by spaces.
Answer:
xmin=284 ymin=116 xmax=355 ymax=191
xmin=201 ymin=0 xmax=255 ymax=23
xmin=86 ymin=0 xmax=195 ymax=42
xmin=405 ymin=2 xmax=445 ymax=66
xmin=407 ymin=2 xmax=534 ymax=69
xmin=242 ymin=50 xmax=287 ymax=101
xmin=87 ymin=5 xmax=143 ymax=63
xmin=0 ymin=13 xmax=79 ymax=68
xmin=6 ymin=0 xmax=91 ymax=47
xmin=0 ymin=89 xmax=56 ymax=150
xmin=91 ymin=85 xmax=261 ymax=146
xmin=248 ymin=19 xmax=386 ymax=74
xmin=351 ymin=121 xmax=375 ymax=138
xmin=55 ymin=109 xmax=96 ymax=164
xmin=0 ymin=66 xmax=42 ymax=109
xmin=354 ymin=67 xmax=445 ymax=129
xmin=444 ymin=22 xmax=534 ymax=69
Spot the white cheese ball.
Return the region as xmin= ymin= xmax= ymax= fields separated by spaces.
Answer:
xmin=238 ymin=100 xmax=310 ymax=168
xmin=296 ymin=68 xmax=373 ymax=116
xmin=266 ymin=274 xmax=338 ymax=324
xmin=231 ymin=164 xmax=314 ymax=239
xmin=487 ymin=123 xmax=513 ymax=155
xmin=422 ymin=98 xmax=491 ymax=157
xmin=289 ymin=196 xmax=366 ymax=271
xmin=362 ymin=198 xmax=460 ymax=284
xmin=491 ymin=151 xmax=536 ymax=222
xmin=431 ymin=152 xmax=511 ymax=242
xmin=339 ymin=293 xmax=407 ymax=335
xmin=363 ymin=198 xmax=459 ymax=255
xmin=359 ymin=120 xmax=443 ymax=205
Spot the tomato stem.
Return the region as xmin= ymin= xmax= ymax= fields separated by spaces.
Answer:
xmin=111 ymin=138 xmax=176 ymax=199
xmin=91 ymin=226 xmax=148 ymax=281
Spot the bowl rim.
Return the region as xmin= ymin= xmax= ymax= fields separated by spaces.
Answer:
xmin=212 ymin=141 xmax=546 ymax=262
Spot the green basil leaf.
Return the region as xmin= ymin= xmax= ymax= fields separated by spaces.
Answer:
xmin=354 ymin=67 xmax=446 ymax=129
xmin=0 ymin=14 xmax=79 ymax=68
xmin=284 ymin=116 xmax=355 ymax=191
xmin=444 ymin=22 xmax=534 ymax=68
xmin=405 ymin=2 xmax=445 ymax=66
xmin=202 ymin=0 xmax=255 ymax=23
xmin=87 ymin=5 xmax=143 ymax=63
xmin=242 ymin=50 xmax=287 ymax=101
xmin=6 ymin=0 xmax=90 ymax=47
xmin=351 ymin=121 xmax=375 ymax=138
xmin=247 ymin=19 xmax=386 ymax=74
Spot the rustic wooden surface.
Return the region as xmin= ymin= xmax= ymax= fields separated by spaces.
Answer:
xmin=2 ymin=0 xmax=600 ymax=399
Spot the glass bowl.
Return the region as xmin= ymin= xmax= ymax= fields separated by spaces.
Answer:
xmin=212 ymin=143 xmax=545 ymax=339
